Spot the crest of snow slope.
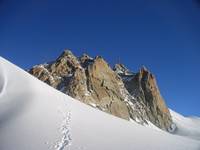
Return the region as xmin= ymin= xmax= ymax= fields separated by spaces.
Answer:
xmin=0 ymin=57 xmax=199 ymax=150
xmin=170 ymin=109 xmax=200 ymax=141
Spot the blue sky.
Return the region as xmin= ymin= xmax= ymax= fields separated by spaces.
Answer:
xmin=0 ymin=0 xmax=200 ymax=116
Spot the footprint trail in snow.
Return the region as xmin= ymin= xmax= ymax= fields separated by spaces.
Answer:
xmin=54 ymin=106 xmax=72 ymax=150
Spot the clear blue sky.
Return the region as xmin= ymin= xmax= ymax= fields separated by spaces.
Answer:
xmin=0 ymin=0 xmax=200 ymax=116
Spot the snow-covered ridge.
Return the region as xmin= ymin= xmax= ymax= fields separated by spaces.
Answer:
xmin=0 ymin=56 xmax=199 ymax=150
xmin=170 ymin=109 xmax=200 ymax=141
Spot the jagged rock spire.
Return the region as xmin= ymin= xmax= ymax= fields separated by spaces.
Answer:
xmin=121 ymin=65 xmax=172 ymax=130
xmin=56 ymin=49 xmax=75 ymax=61
xmin=29 ymin=49 xmax=173 ymax=131
xmin=79 ymin=53 xmax=93 ymax=67
xmin=62 ymin=49 xmax=73 ymax=56
xmin=140 ymin=65 xmax=148 ymax=72
xmin=113 ymin=63 xmax=134 ymax=76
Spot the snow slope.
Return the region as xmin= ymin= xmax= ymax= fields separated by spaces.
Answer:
xmin=170 ymin=109 xmax=200 ymax=141
xmin=0 ymin=57 xmax=199 ymax=150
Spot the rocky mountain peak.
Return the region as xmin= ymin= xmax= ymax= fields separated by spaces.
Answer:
xmin=79 ymin=53 xmax=94 ymax=67
xmin=80 ymin=53 xmax=93 ymax=60
xmin=119 ymin=65 xmax=172 ymax=130
xmin=140 ymin=65 xmax=148 ymax=71
xmin=59 ymin=49 xmax=74 ymax=58
xmin=113 ymin=63 xmax=132 ymax=75
xmin=93 ymin=56 xmax=109 ymax=67
xmin=29 ymin=50 xmax=173 ymax=131
xmin=138 ymin=66 xmax=152 ymax=82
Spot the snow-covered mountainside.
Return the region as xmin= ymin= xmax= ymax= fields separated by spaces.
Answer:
xmin=0 ymin=58 xmax=200 ymax=150
xmin=170 ymin=109 xmax=200 ymax=141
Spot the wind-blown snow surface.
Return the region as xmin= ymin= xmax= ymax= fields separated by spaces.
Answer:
xmin=0 ymin=57 xmax=199 ymax=150
xmin=170 ymin=109 xmax=200 ymax=141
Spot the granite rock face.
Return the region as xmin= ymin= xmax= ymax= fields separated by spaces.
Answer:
xmin=29 ymin=50 xmax=172 ymax=130
xmin=114 ymin=64 xmax=172 ymax=130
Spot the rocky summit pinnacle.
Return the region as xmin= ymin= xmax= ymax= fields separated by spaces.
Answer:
xmin=29 ymin=50 xmax=173 ymax=131
xmin=113 ymin=64 xmax=132 ymax=75
xmin=117 ymin=65 xmax=172 ymax=130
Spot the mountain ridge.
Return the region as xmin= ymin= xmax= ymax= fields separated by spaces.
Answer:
xmin=1 ymin=56 xmax=199 ymax=150
xmin=29 ymin=50 xmax=172 ymax=131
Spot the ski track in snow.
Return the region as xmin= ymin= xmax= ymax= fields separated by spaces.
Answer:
xmin=54 ymin=107 xmax=72 ymax=150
